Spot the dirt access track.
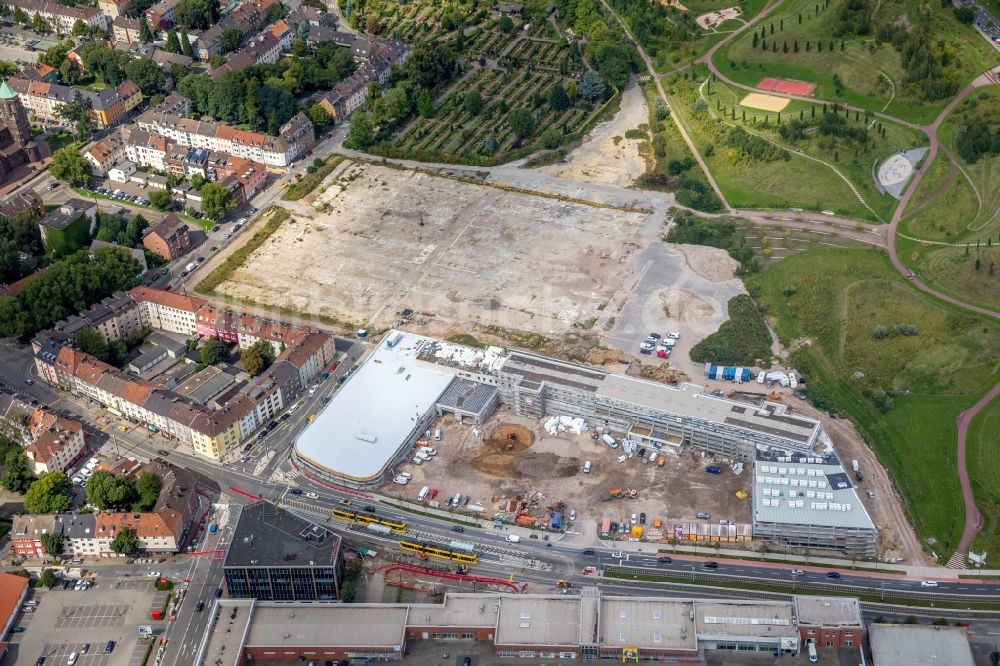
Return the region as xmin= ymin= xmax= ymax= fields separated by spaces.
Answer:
xmin=216 ymin=161 xmax=653 ymax=337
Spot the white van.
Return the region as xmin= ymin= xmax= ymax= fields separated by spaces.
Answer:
xmin=68 ymin=653 xmax=79 ymax=666
xmin=647 ymin=452 xmax=658 ymax=465
xmin=583 ymin=460 xmax=592 ymax=473
xmin=807 ymin=642 xmax=817 ymax=663
xmin=433 ymin=429 xmax=442 ymax=441
xmin=417 ymin=486 xmax=430 ymax=502
xmin=416 ymin=450 xmax=432 ymax=461
xmin=451 ymin=493 xmax=462 ymax=506
xmin=506 ymin=534 xmax=520 ymax=543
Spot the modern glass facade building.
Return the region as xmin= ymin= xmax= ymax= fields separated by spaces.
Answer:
xmin=223 ymin=501 xmax=344 ymax=601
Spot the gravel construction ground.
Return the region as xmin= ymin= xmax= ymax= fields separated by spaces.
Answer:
xmin=381 ymin=408 xmax=752 ymax=543
xmin=534 ymin=80 xmax=649 ymax=187
xmin=218 ymin=162 xmax=654 ymax=337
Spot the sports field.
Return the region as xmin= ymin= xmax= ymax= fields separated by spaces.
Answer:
xmin=740 ymin=92 xmax=790 ymax=111
xmin=757 ymin=77 xmax=817 ymax=96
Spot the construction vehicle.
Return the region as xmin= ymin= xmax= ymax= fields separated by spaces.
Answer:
xmin=556 ymin=580 xmax=571 ymax=588
xmin=601 ymin=488 xmax=638 ymax=501
xmin=735 ymin=490 xmax=749 ymax=500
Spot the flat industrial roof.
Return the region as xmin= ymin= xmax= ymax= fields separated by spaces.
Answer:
xmin=224 ymin=502 xmax=339 ymax=568
xmin=245 ymin=604 xmax=408 ymax=648
xmin=495 ymin=596 xmax=581 ymax=647
xmin=793 ymin=596 xmax=862 ymax=627
xmin=600 ymin=598 xmax=697 ymax=651
xmin=753 ymin=458 xmax=875 ymax=530
xmin=695 ymin=601 xmax=796 ymax=639
xmin=869 ymin=624 xmax=975 ymax=666
xmin=294 ymin=331 xmax=455 ymax=481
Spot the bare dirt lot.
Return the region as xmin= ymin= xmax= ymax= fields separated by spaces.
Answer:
xmin=217 ymin=163 xmax=651 ymax=337
xmin=381 ymin=408 xmax=752 ymax=542
xmin=534 ymin=80 xmax=648 ymax=187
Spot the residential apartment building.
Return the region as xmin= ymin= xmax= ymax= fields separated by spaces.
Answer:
xmin=129 ymin=286 xmax=205 ymax=335
xmin=280 ymin=329 xmax=338 ymax=388
xmin=318 ymin=62 xmax=377 ymax=123
xmin=137 ymin=108 xmax=315 ymax=168
xmin=10 ymin=514 xmax=56 ymax=559
xmin=0 ymin=0 xmax=108 ymax=32
xmin=210 ymin=21 xmax=291 ymax=79
xmin=85 ymin=133 xmax=126 ymax=176
xmin=112 ymin=15 xmax=142 ymax=43
xmin=98 ymin=0 xmax=128 ymax=18
xmin=142 ymin=215 xmax=192 ymax=261
xmin=37 ymin=198 xmax=97 ymax=255
xmin=24 ymin=408 xmax=85 ymax=475
xmin=196 ymin=0 xmax=277 ymax=60
xmin=144 ymin=0 xmax=178 ymax=29
xmin=53 ymin=291 xmax=143 ymax=342
xmin=0 ymin=189 xmax=44 ymax=219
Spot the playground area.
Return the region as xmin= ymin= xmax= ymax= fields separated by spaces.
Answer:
xmin=757 ymin=77 xmax=817 ymax=96
xmin=740 ymin=92 xmax=790 ymax=112
xmin=696 ymin=6 xmax=740 ymax=29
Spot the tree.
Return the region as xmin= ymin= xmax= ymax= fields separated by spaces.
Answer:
xmin=954 ymin=5 xmax=975 ymax=23
xmin=308 ymin=103 xmax=331 ymax=131
xmin=12 ymin=5 xmax=26 ymax=24
xmin=344 ymin=111 xmax=375 ymax=149
xmin=240 ymin=339 xmax=275 ymax=376
xmin=139 ymin=16 xmax=153 ymax=42
xmin=507 ymin=107 xmax=534 ymax=139
xmin=209 ymin=53 xmax=226 ymax=68
xmin=175 ymin=0 xmax=216 ymax=29
xmin=200 ymin=182 xmax=235 ymax=219
xmin=548 ymin=83 xmax=570 ymax=111
xmin=166 ymin=29 xmax=181 ymax=53
xmin=200 ymin=338 xmax=230 ymax=365
xmin=180 ymin=31 xmax=195 ymax=58
xmin=589 ymin=42 xmax=634 ymax=88
xmin=39 ymin=569 xmax=58 ymax=588
xmin=41 ymin=532 xmax=64 ymax=556
xmin=221 ymin=27 xmax=243 ymax=53
xmin=110 ymin=526 xmax=140 ymax=556
xmin=49 ymin=145 xmax=91 ymax=186
xmin=124 ymin=59 xmax=165 ymax=97
xmin=31 ymin=12 xmax=50 ymax=34
xmin=498 ymin=15 xmax=514 ymax=32
xmin=463 ymin=90 xmax=484 ymax=116
xmin=23 ymin=472 xmax=73 ymax=514
xmin=72 ymin=19 xmax=87 ymax=36
xmin=133 ymin=471 xmax=161 ymax=512
xmin=579 ymin=69 xmax=604 ymax=100
xmin=416 ymin=87 xmax=433 ymax=116
xmin=75 ymin=327 xmax=109 ymax=362
xmin=1 ymin=452 xmax=33 ymax=493
xmin=85 ymin=469 xmax=136 ymax=510
xmin=148 ymin=189 xmax=173 ymax=211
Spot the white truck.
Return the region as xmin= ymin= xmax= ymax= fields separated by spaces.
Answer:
xmin=506 ymin=534 xmax=520 ymax=543
xmin=851 ymin=459 xmax=860 ymax=472
xmin=185 ymin=262 xmax=197 ymax=272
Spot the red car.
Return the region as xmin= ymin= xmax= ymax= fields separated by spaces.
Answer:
xmin=656 ymin=349 xmax=669 ymax=359
xmin=164 ymin=284 xmax=173 ymax=291
xmin=428 ymin=488 xmax=438 ymax=499
xmin=329 ymin=362 xmax=339 ymax=371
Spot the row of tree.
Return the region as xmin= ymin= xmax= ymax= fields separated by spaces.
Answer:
xmin=0 ymin=209 xmax=43 ymax=285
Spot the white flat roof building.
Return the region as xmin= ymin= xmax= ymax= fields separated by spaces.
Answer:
xmin=292 ymin=331 xmax=454 ymax=484
xmin=869 ymin=624 xmax=975 ymax=666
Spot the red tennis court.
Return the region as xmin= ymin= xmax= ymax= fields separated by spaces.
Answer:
xmin=757 ymin=77 xmax=817 ymax=96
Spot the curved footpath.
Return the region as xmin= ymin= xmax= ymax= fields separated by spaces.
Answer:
xmin=682 ymin=0 xmax=1000 ymax=565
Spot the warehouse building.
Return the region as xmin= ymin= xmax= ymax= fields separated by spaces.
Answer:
xmin=196 ymin=591 xmax=847 ymax=666
xmin=752 ymin=453 xmax=877 ymax=557
xmin=868 ymin=624 xmax=974 ymax=666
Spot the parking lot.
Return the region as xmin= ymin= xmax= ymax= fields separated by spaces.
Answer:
xmin=6 ymin=582 xmax=159 ymax=666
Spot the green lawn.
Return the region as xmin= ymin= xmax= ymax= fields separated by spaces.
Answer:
xmin=711 ymin=0 xmax=999 ymax=124
xmin=664 ymin=73 xmax=908 ymax=220
xmin=968 ymin=397 xmax=1000 ymax=564
xmin=897 ymin=88 xmax=1000 ymax=313
xmin=750 ymin=248 xmax=1000 ymax=560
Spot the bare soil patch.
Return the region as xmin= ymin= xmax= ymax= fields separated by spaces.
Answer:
xmin=674 ymin=244 xmax=740 ymax=283
xmin=696 ymin=6 xmax=740 ymax=29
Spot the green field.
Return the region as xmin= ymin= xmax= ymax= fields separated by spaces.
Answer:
xmin=664 ymin=71 xmax=918 ymax=219
xmin=968 ymin=397 xmax=1000 ymax=563
xmin=898 ymin=88 xmax=1000 ymax=312
xmin=750 ymin=248 xmax=1000 ymax=560
xmin=712 ymin=0 xmax=999 ymax=124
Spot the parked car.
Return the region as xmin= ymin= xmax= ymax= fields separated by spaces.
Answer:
xmin=793 ymin=391 xmax=806 ymax=400
xmin=639 ymin=512 xmax=646 ymax=525
xmin=697 ymin=512 xmax=710 ymax=519
xmin=705 ymin=466 xmax=722 ymax=474
xmin=616 ymin=454 xmax=628 ymax=463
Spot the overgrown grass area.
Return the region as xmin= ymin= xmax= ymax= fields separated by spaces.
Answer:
xmin=749 ymin=248 xmax=1000 ymax=560
xmin=711 ymin=0 xmax=998 ymax=124
xmin=195 ymin=207 xmax=291 ymax=294
xmin=898 ymin=88 xmax=1000 ymax=312
xmin=689 ymin=295 xmax=772 ymax=366
xmin=968 ymin=398 xmax=1000 ymax=565
xmin=282 ymin=155 xmax=346 ymax=201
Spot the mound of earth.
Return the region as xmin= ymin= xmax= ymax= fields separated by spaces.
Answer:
xmin=514 ymin=452 xmax=579 ymax=478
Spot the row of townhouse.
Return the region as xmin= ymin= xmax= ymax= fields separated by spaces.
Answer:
xmin=7 ymin=76 xmax=141 ymax=128
xmin=0 ymin=0 xmax=108 ymax=32
xmin=210 ymin=20 xmax=292 ymax=79
xmin=11 ymin=458 xmax=199 ymax=559
xmin=196 ymin=0 xmax=278 ymax=60
xmin=136 ymin=106 xmax=315 ymax=168
xmin=33 ymin=287 xmax=337 ymax=461
xmin=112 ymin=35 xmax=194 ymax=71
xmin=314 ymin=34 xmax=411 ymax=124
